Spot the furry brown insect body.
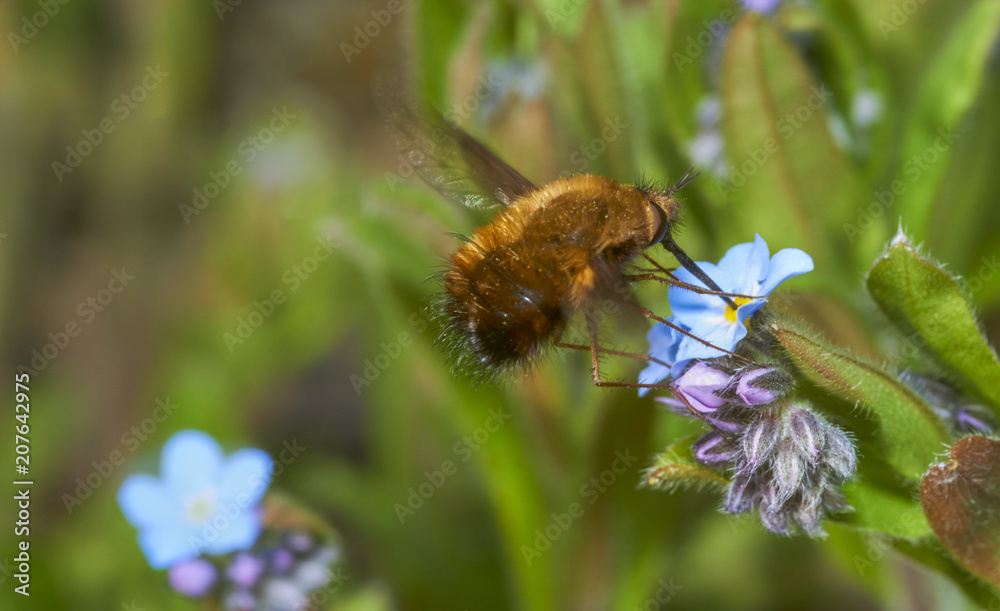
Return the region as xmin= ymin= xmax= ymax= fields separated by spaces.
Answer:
xmin=381 ymin=96 xmax=734 ymax=383
xmin=441 ymin=174 xmax=682 ymax=376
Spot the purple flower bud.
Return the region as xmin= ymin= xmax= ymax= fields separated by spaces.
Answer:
xmin=287 ymin=533 xmax=315 ymax=552
xmin=692 ymin=432 xmax=739 ymax=465
xmin=653 ymin=396 xmax=691 ymax=416
xmin=672 ymin=362 xmax=730 ymax=413
xmin=227 ymin=552 xmax=265 ymax=589
xmin=793 ymin=491 xmax=825 ymax=537
xmin=788 ymin=409 xmax=826 ymax=462
xmin=741 ymin=414 xmax=781 ymax=472
xmin=294 ymin=559 xmax=332 ymax=591
xmin=724 ymin=473 xmax=759 ymax=514
xmin=224 ymin=588 xmax=256 ymax=611
xmin=270 ymin=549 xmax=295 ymax=574
xmin=955 ymin=404 xmax=998 ymax=433
xmin=736 ymin=369 xmax=776 ymax=405
xmin=702 ymin=412 xmax=744 ymax=434
xmin=656 ymin=397 xmax=744 ymax=432
xmin=310 ymin=545 xmax=340 ymax=566
xmin=821 ymin=425 xmax=857 ymax=481
xmin=772 ymin=439 xmax=805 ymax=502
xmin=758 ymin=490 xmax=791 ymax=535
xmin=168 ymin=558 xmax=217 ymax=598
xmin=735 ymin=367 xmax=789 ymax=406
xmin=821 ymin=488 xmax=852 ymax=514
xmin=742 ymin=0 xmax=782 ymax=14
xmin=262 ymin=579 xmax=307 ymax=611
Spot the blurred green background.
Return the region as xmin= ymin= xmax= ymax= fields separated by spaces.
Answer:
xmin=2 ymin=0 xmax=1000 ymax=609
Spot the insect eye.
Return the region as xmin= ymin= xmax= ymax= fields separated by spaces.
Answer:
xmin=648 ymin=202 xmax=670 ymax=246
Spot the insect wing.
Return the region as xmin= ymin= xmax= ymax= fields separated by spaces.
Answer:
xmin=380 ymin=89 xmax=537 ymax=209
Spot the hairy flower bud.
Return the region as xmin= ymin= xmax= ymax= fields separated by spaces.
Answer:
xmin=821 ymin=425 xmax=856 ymax=481
xmin=788 ymin=409 xmax=826 ymax=461
xmin=792 ymin=489 xmax=825 ymax=537
xmin=954 ymin=404 xmax=998 ymax=434
xmin=758 ymin=486 xmax=791 ymax=535
xmin=724 ymin=472 xmax=760 ymax=514
xmin=692 ymin=432 xmax=739 ymax=465
xmin=772 ymin=439 xmax=805 ymax=502
xmin=740 ymin=414 xmax=781 ymax=472
xmin=735 ymin=367 xmax=790 ymax=406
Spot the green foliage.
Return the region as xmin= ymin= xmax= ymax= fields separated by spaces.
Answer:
xmin=8 ymin=0 xmax=1000 ymax=610
xmin=643 ymin=434 xmax=729 ymax=493
xmin=770 ymin=318 xmax=950 ymax=480
xmin=720 ymin=15 xmax=862 ymax=281
xmin=867 ymin=234 xmax=1000 ymax=415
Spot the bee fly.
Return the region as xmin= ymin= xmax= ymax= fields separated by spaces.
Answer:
xmin=383 ymin=97 xmax=755 ymax=390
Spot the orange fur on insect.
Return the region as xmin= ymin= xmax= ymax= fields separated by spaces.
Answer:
xmin=439 ymin=174 xmax=681 ymax=377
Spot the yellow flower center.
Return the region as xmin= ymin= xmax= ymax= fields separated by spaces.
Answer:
xmin=724 ymin=297 xmax=754 ymax=323
xmin=185 ymin=489 xmax=218 ymax=525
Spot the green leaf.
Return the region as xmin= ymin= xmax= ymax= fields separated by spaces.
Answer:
xmin=719 ymin=15 xmax=864 ymax=282
xmin=642 ymin=435 xmax=729 ymax=493
xmin=866 ymin=233 xmax=1000 ymax=416
xmin=895 ymin=0 xmax=1000 ymax=241
xmin=770 ymin=318 xmax=951 ymax=480
xmin=839 ymin=478 xmax=931 ymax=540
xmin=416 ymin=0 xmax=471 ymax=104
xmin=921 ymin=435 xmax=1000 ymax=587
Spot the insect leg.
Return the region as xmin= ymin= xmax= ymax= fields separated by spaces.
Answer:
xmin=553 ymin=323 xmax=736 ymax=435
xmin=552 ymin=333 xmax=673 ymax=390
xmin=618 ymin=301 xmax=754 ymax=365
xmin=626 ymin=272 xmax=763 ymax=301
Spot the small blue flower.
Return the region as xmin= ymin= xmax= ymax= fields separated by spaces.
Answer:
xmin=637 ymin=319 xmax=685 ymax=397
xmin=640 ymin=235 xmax=812 ymax=389
xmin=118 ymin=430 xmax=273 ymax=569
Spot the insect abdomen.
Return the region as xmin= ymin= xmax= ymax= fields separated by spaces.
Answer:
xmin=440 ymin=248 xmax=566 ymax=378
